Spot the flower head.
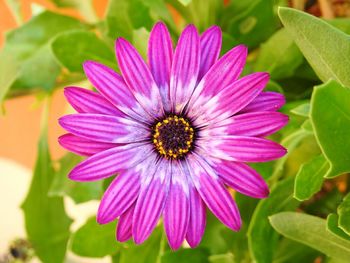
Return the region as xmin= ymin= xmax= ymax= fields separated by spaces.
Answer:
xmin=59 ymin=22 xmax=288 ymax=250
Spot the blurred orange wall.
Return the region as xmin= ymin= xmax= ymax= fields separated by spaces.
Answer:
xmin=0 ymin=0 xmax=108 ymax=168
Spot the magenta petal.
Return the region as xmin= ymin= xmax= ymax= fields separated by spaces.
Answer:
xmin=240 ymin=91 xmax=286 ymax=113
xmin=170 ymin=24 xmax=200 ymax=112
xmin=97 ymin=169 xmax=140 ymax=224
xmin=201 ymin=136 xmax=287 ymax=162
xmin=187 ymin=154 xmax=241 ymax=231
xmin=204 ymin=111 xmax=288 ymax=137
xmin=58 ymin=133 xmax=116 ymax=156
xmin=59 ymin=113 xmax=149 ymax=143
xmin=83 ymin=61 xmax=146 ymax=120
xmin=116 ymin=204 xmax=135 ymax=242
xmin=189 ymin=44 xmax=247 ymax=108
xmin=116 ymin=38 xmax=164 ymax=118
xmin=148 ymin=22 xmax=173 ymax=111
xmin=213 ymin=160 xmax=269 ymax=198
xmin=198 ymin=25 xmax=222 ymax=81
xmin=164 ymin=161 xmax=190 ymax=250
xmin=133 ymin=159 xmax=171 ymax=244
xmin=186 ymin=182 xmax=206 ymax=248
xmin=190 ymin=72 xmax=270 ymax=126
xmin=68 ymin=143 xmax=153 ymax=182
xmin=64 ymin=86 xmax=121 ymax=116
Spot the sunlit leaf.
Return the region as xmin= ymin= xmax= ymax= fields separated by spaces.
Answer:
xmin=310 ymin=80 xmax=350 ymax=177
xmin=248 ymin=177 xmax=299 ymax=263
xmin=52 ymin=30 xmax=115 ymax=73
xmin=338 ymin=193 xmax=350 ymax=236
xmin=278 ymin=7 xmax=350 ymax=87
xmin=327 ymin=214 xmax=350 ymax=241
xmin=71 ymin=217 xmax=118 ymax=257
xmin=270 ymin=212 xmax=350 ymax=262
xmin=21 ymin=123 xmax=72 ymax=263
xmin=294 ymin=154 xmax=330 ymax=201
xmin=290 ymin=102 xmax=310 ymax=117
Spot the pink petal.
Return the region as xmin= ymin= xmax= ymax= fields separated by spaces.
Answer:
xmin=202 ymin=111 xmax=288 ymax=137
xmin=199 ymin=136 xmax=287 ymax=162
xmin=164 ymin=161 xmax=190 ymax=250
xmin=116 ymin=203 xmax=135 ymax=242
xmin=68 ymin=143 xmax=153 ymax=182
xmin=133 ymin=159 xmax=171 ymax=244
xmin=83 ymin=61 xmax=146 ymax=120
xmin=189 ymin=72 xmax=270 ymax=126
xmin=188 ymin=44 xmax=247 ymax=108
xmin=59 ymin=113 xmax=149 ymax=143
xmin=212 ymin=160 xmax=269 ymax=198
xmin=116 ymin=38 xmax=164 ymax=118
xmin=64 ymin=86 xmax=121 ymax=116
xmin=148 ymin=22 xmax=173 ymax=111
xmin=186 ymin=181 xmax=206 ymax=248
xmin=170 ymin=24 xmax=200 ymax=113
xmin=97 ymin=167 xmax=141 ymax=224
xmin=240 ymin=91 xmax=286 ymax=113
xmin=58 ymin=133 xmax=116 ymax=156
xmin=198 ymin=25 xmax=222 ymax=81
xmin=186 ymin=154 xmax=241 ymax=231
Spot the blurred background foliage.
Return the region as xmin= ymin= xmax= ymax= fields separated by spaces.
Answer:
xmin=1 ymin=0 xmax=350 ymax=262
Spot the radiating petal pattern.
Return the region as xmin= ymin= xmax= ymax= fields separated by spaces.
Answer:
xmin=68 ymin=143 xmax=153 ymax=182
xmin=199 ymin=136 xmax=287 ymax=162
xmin=164 ymin=161 xmax=190 ymax=250
xmin=83 ymin=61 xmax=147 ymax=120
xmin=116 ymin=38 xmax=164 ymax=118
xmin=212 ymin=159 xmax=269 ymax=198
xmin=240 ymin=91 xmax=286 ymax=113
xmin=198 ymin=25 xmax=222 ymax=81
xmin=59 ymin=114 xmax=149 ymax=143
xmin=58 ymin=133 xmax=116 ymax=156
xmin=64 ymin=86 xmax=121 ymax=116
xmin=132 ymin=159 xmax=171 ymax=244
xmin=116 ymin=204 xmax=135 ymax=242
xmin=59 ymin=22 xmax=287 ymax=250
xmin=170 ymin=25 xmax=200 ymax=112
xmin=148 ymin=22 xmax=173 ymax=111
xmin=186 ymin=154 xmax=241 ymax=231
xmin=201 ymin=111 xmax=288 ymax=137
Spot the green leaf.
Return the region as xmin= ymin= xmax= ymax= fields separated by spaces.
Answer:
xmin=255 ymin=28 xmax=303 ymax=79
xmin=52 ymin=30 xmax=115 ymax=73
xmin=161 ymin=248 xmax=210 ymax=263
xmin=5 ymin=0 xmax=23 ymax=24
xmin=119 ymin=226 xmax=163 ymax=263
xmin=327 ymin=214 xmax=350 ymax=241
xmin=49 ymin=153 xmax=103 ymax=204
xmin=270 ymin=212 xmax=350 ymax=262
xmin=278 ymin=7 xmax=350 ymax=87
xmin=49 ymin=0 xmax=98 ymax=23
xmin=1 ymin=11 xmax=85 ymax=97
xmin=0 ymin=51 xmax=19 ymax=103
xmin=70 ymin=217 xmax=118 ymax=257
xmin=310 ymin=80 xmax=350 ymax=177
xmin=290 ymin=102 xmax=310 ymax=117
xmin=21 ymin=124 xmax=72 ymax=263
xmin=294 ymin=154 xmax=330 ymax=201
xmin=338 ymin=193 xmax=350 ymax=236
xmin=222 ymin=0 xmax=278 ymax=48
xmin=248 ymin=177 xmax=299 ymax=263
xmin=208 ymin=254 xmax=234 ymax=263
xmin=105 ymin=0 xmax=154 ymax=40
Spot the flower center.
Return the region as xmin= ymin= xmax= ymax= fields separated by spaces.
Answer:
xmin=152 ymin=115 xmax=195 ymax=159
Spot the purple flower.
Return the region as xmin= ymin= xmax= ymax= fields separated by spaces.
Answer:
xmin=59 ymin=22 xmax=288 ymax=250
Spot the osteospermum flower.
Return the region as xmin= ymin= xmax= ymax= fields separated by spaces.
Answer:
xmin=58 ymin=22 xmax=288 ymax=250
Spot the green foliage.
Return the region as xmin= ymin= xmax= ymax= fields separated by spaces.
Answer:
xmin=310 ymin=80 xmax=350 ymax=177
xmin=21 ymin=119 xmax=72 ymax=263
xmin=70 ymin=217 xmax=119 ymax=257
xmin=294 ymin=154 xmax=330 ymax=201
xmin=338 ymin=193 xmax=350 ymax=235
xmin=278 ymin=7 xmax=350 ymax=87
xmin=270 ymin=212 xmax=350 ymax=262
